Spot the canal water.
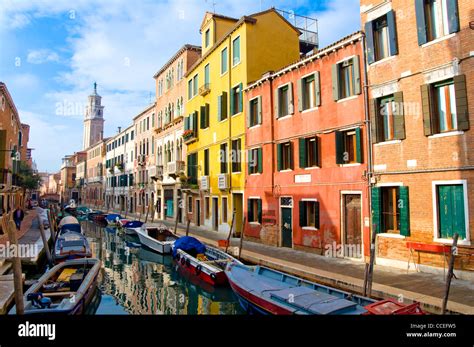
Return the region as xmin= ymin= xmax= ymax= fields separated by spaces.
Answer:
xmin=80 ymin=221 xmax=244 ymax=315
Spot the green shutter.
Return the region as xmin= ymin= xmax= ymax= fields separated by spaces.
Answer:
xmin=288 ymin=82 xmax=294 ymax=114
xmin=353 ymin=55 xmax=361 ymax=95
xmin=446 ymin=0 xmax=460 ymax=34
xmin=230 ymin=87 xmax=234 ymax=115
xmin=371 ymin=187 xmax=382 ymax=234
xmin=200 ymin=106 xmax=205 ymax=128
xmin=247 ymin=199 xmax=253 ymax=222
xmin=247 ymin=99 xmax=252 ymax=128
xmin=454 ymin=74 xmax=469 ymax=131
xmin=247 ymin=149 xmax=252 ymax=174
xmin=218 ymin=95 xmax=222 ymax=121
xmin=314 ymin=137 xmax=319 ymax=167
xmin=314 ymin=201 xmax=320 ymax=229
xmin=274 ymin=88 xmax=280 ymax=117
xmin=205 ymin=103 xmax=210 ymax=127
xmin=421 ymin=84 xmax=433 ymax=136
xmin=355 ymin=127 xmax=362 ymax=163
xmin=315 ymin=72 xmax=321 ymax=107
xmin=365 ymin=21 xmax=375 ymax=64
xmin=370 ymin=99 xmax=379 ymax=144
xmin=335 ymin=131 xmax=344 ymax=164
xmin=297 ymin=78 xmax=303 ymax=112
xmin=393 ymin=92 xmax=406 ymax=140
xmin=277 ymin=143 xmax=282 ymax=171
xmin=332 ymin=64 xmax=340 ymax=101
xmin=399 ymin=186 xmax=410 ymax=236
xmin=386 ymin=10 xmax=398 ymax=56
xmin=452 ymin=185 xmax=466 ymax=239
xmin=238 ymin=83 xmax=243 ymax=113
xmin=193 ymin=111 xmax=198 ymax=132
xmin=415 ymin=0 xmax=427 ymax=45
xmin=257 ymin=147 xmax=263 ymax=173
xmin=299 ymin=201 xmax=306 ymax=227
xmin=289 ymin=141 xmax=294 ymax=169
xmin=222 ymin=92 xmax=228 ymax=120
xmin=299 ymin=138 xmax=306 ymax=168
xmin=257 ymin=199 xmax=262 ymax=224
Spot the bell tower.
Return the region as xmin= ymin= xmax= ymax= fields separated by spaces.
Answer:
xmin=83 ymin=82 xmax=105 ymax=150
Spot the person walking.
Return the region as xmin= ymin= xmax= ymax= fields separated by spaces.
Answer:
xmin=13 ymin=205 xmax=25 ymax=231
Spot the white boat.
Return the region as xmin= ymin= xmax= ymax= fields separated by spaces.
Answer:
xmin=136 ymin=226 xmax=179 ymax=254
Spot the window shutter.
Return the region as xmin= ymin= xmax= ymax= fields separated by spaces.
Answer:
xmin=247 ymin=150 xmax=252 ymax=175
xmin=257 ymin=199 xmax=262 ymax=224
xmin=297 ymin=78 xmax=303 ymax=112
xmin=184 ymin=117 xmax=189 ymax=131
xmin=0 ymin=130 xmax=7 ymax=166
xmin=289 ymin=141 xmax=294 ymax=169
xmin=386 ymin=10 xmax=398 ymax=56
xmin=221 ymin=92 xmax=228 ymax=120
xmin=247 ymin=99 xmax=252 ymax=128
xmin=247 ymin=199 xmax=253 ymax=222
xmin=421 ymin=84 xmax=433 ymax=136
xmin=193 ymin=111 xmax=198 ymax=131
xmin=391 ymin=92 xmax=405 ymax=140
xmin=299 ymin=138 xmax=306 ymax=168
xmin=332 ymin=64 xmax=339 ymax=101
xmin=399 ymin=186 xmax=410 ymax=236
xmin=415 ymin=0 xmax=427 ymax=45
xmin=230 ymin=87 xmax=235 ymax=115
xmin=365 ymin=21 xmax=375 ymax=64
xmin=257 ymin=147 xmax=263 ymax=173
xmin=314 ymin=201 xmax=320 ymax=229
xmin=446 ymin=0 xmax=460 ymax=34
xmin=200 ymin=106 xmax=206 ymax=129
xmin=370 ymin=99 xmax=379 ymax=144
xmin=288 ymin=83 xmax=294 ymax=114
xmin=335 ymin=131 xmax=344 ymax=164
xmin=299 ymin=201 xmax=306 ymax=227
xmin=218 ymin=95 xmax=222 ymax=121
xmin=277 ymin=143 xmax=282 ymax=171
xmin=454 ymin=74 xmax=469 ymax=131
xmin=314 ymin=137 xmax=320 ymax=167
xmin=353 ymin=55 xmax=361 ymax=95
xmin=257 ymin=96 xmax=262 ymax=124
xmin=315 ymin=72 xmax=321 ymax=107
xmin=238 ymin=83 xmax=243 ymax=113
xmin=205 ymin=103 xmax=210 ymax=127
xmin=371 ymin=187 xmax=382 ymax=234
xmin=355 ymin=127 xmax=363 ymax=163
xmin=274 ymin=88 xmax=280 ymax=117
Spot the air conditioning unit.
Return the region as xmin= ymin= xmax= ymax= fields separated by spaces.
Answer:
xmin=200 ymin=176 xmax=209 ymax=190
xmin=217 ymin=174 xmax=228 ymax=190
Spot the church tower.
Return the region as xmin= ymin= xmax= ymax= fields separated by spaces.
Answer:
xmin=83 ymin=82 xmax=105 ymax=150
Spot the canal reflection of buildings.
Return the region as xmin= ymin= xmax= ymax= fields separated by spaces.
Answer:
xmin=82 ymin=222 xmax=240 ymax=315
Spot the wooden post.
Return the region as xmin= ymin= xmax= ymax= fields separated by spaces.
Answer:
xmin=442 ymin=233 xmax=459 ymax=315
xmin=38 ymin=216 xmax=53 ymax=267
xmin=364 ymin=227 xmax=377 ymax=297
xmin=225 ymin=209 xmax=236 ymax=254
xmin=238 ymin=217 xmax=246 ymax=260
xmin=173 ymin=208 xmax=180 ymax=234
xmin=145 ymin=204 xmax=150 ymax=223
xmin=150 ymin=202 xmax=155 ymax=223
xmin=185 ymin=219 xmax=191 ymax=237
xmin=47 ymin=209 xmax=56 ymax=246
xmin=2 ymin=214 xmax=24 ymax=314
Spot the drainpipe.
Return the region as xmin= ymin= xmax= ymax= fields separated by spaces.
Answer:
xmin=228 ymin=35 xmax=233 ymax=196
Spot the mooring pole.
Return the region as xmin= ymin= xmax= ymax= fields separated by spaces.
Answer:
xmin=225 ymin=210 xmax=236 ymax=254
xmin=2 ymin=214 xmax=24 ymax=314
xmin=174 ymin=208 xmax=180 ymax=235
xmin=38 ymin=216 xmax=53 ymax=267
xmin=238 ymin=217 xmax=246 ymax=260
xmin=442 ymin=233 xmax=459 ymax=315
xmin=365 ymin=227 xmax=377 ymax=297
xmin=185 ymin=219 xmax=191 ymax=237
xmin=145 ymin=204 xmax=150 ymax=223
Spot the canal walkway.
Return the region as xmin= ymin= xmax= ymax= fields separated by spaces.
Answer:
xmin=103 ymin=209 xmax=474 ymax=314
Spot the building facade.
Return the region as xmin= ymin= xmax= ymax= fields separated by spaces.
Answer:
xmin=84 ymin=139 xmax=108 ymax=208
xmin=244 ymin=32 xmax=369 ymax=257
xmin=184 ymin=9 xmax=303 ymax=234
xmin=59 ymin=151 xmax=86 ymax=204
xmin=361 ymin=0 xmax=474 ymax=275
xmin=154 ymin=44 xmax=201 ymax=222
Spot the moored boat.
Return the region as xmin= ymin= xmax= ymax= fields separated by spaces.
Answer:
xmin=54 ymin=230 xmax=92 ymax=263
xmin=225 ymin=263 xmax=424 ymax=315
xmin=16 ymin=258 xmax=101 ymax=315
xmin=122 ymin=220 xmax=144 ymax=235
xmin=173 ymin=236 xmax=242 ymax=287
xmin=136 ymin=226 xmax=179 ymax=254
xmin=105 ymin=213 xmax=123 ymax=227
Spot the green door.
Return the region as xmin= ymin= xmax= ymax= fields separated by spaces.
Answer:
xmin=281 ymin=207 xmax=292 ymax=248
xmin=438 ymin=185 xmax=465 ymax=239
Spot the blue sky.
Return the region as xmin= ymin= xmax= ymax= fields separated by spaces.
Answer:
xmin=0 ymin=0 xmax=361 ymax=172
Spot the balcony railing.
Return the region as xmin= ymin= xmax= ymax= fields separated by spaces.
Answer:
xmin=199 ymin=83 xmax=211 ymax=96
xmin=167 ymin=160 xmax=185 ymax=177
xmin=182 ymin=129 xmax=197 ymax=144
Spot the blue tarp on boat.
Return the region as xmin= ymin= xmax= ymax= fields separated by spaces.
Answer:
xmin=123 ymin=221 xmax=144 ymax=228
xmin=59 ymin=223 xmax=82 ymax=235
xmin=172 ymin=236 xmax=206 ymax=258
xmin=105 ymin=214 xmax=122 ymax=222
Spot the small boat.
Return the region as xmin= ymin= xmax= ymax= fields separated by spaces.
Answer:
xmin=18 ymin=258 xmax=101 ymax=315
xmin=105 ymin=213 xmax=123 ymax=227
xmin=54 ymin=230 xmax=92 ymax=263
xmin=173 ymin=236 xmax=242 ymax=286
xmin=58 ymin=215 xmax=79 ymax=228
xmin=91 ymin=212 xmax=107 ymax=224
xmin=136 ymin=226 xmax=179 ymax=254
xmin=122 ymin=220 xmax=144 ymax=235
xmin=225 ymin=263 xmax=424 ymax=315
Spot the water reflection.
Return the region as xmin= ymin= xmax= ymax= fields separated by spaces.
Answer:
xmin=81 ymin=221 xmax=243 ymax=315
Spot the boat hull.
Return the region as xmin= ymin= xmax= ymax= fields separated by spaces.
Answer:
xmin=136 ymin=229 xmax=174 ymax=254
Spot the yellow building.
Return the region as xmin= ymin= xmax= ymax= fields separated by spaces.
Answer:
xmin=183 ymin=9 xmax=304 ymax=234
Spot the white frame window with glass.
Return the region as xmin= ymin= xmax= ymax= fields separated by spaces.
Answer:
xmin=332 ymin=56 xmax=361 ymax=101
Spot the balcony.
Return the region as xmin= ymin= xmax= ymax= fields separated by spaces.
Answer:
xmin=200 ymin=176 xmax=209 ymax=190
xmin=199 ymin=83 xmax=211 ymax=96
xmin=276 ymin=9 xmax=318 ymax=54
xmin=149 ymin=165 xmax=163 ymax=181
xmin=217 ymin=174 xmax=229 ymax=190
xmin=182 ymin=129 xmax=197 ymax=144
xmin=167 ymin=160 xmax=185 ymax=178
xmin=137 ymin=154 xmax=147 ymax=167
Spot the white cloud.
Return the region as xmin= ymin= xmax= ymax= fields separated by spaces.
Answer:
xmin=27 ymin=49 xmax=60 ymax=64
xmin=8 ymin=73 xmax=41 ymax=90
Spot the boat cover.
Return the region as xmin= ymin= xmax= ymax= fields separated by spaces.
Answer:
xmin=60 ymin=224 xmax=82 ymax=235
xmin=172 ymin=236 xmax=206 ymax=258
xmin=58 ymin=216 xmax=79 ymax=228
xmin=124 ymin=221 xmax=144 ymax=228
xmin=106 ymin=214 xmax=122 ymax=222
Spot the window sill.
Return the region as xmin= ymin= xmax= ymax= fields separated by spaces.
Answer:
xmin=304 ymin=166 xmax=320 ymax=170
xmin=374 ymin=140 xmax=401 ymax=146
xmin=218 ymin=118 xmax=228 ymax=124
xmin=369 ymin=55 xmax=396 ymax=67
xmin=278 ymin=169 xmax=293 ymax=173
xmin=248 ymin=124 xmax=262 ymax=130
xmin=220 ymin=71 xmax=228 ymax=77
xmin=377 ymin=233 xmax=405 ymax=239
xmin=232 ymin=171 xmax=242 ymax=175
xmin=302 ymin=227 xmax=319 ymax=231
xmin=339 ymin=163 xmax=361 ymax=167
xmin=337 ymin=95 xmax=359 ymax=103
xmin=428 ymin=131 xmax=464 ymax=139
xmin=434 ymin=237 xmax=471 ymax=246
xmin=232 ymin=61 xmax=241 ymax=69
xmin=421 ymin=33 xmax=456 ymax=48
xmin=249 ymin=173 xmax=261 ymax=176
xmin=277 ymin=115 xmax=292 ymax=121
xmin=249 ymin=222 xmax=261 ymax=226
xmin=301 ymin=107 xmax=319 ymax=114
xmin=231 ymin=112 xmax=242 ymax=118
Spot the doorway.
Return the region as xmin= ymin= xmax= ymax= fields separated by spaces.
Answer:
xmin=195 ymin=199 xmax=201 ymax=226
xmin=342 ymin=193 xmax=362 ymax=258
xmin=281 ymin=207 xmax=293 ymax=248
xmin=232 ymin=193 xmax=243 ymax=236
xmin=212 ymin=197 xmax=219 ymax=231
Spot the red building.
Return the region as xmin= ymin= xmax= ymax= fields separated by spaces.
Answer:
xmin=244 ymin=32 xmax=370 ymax=258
